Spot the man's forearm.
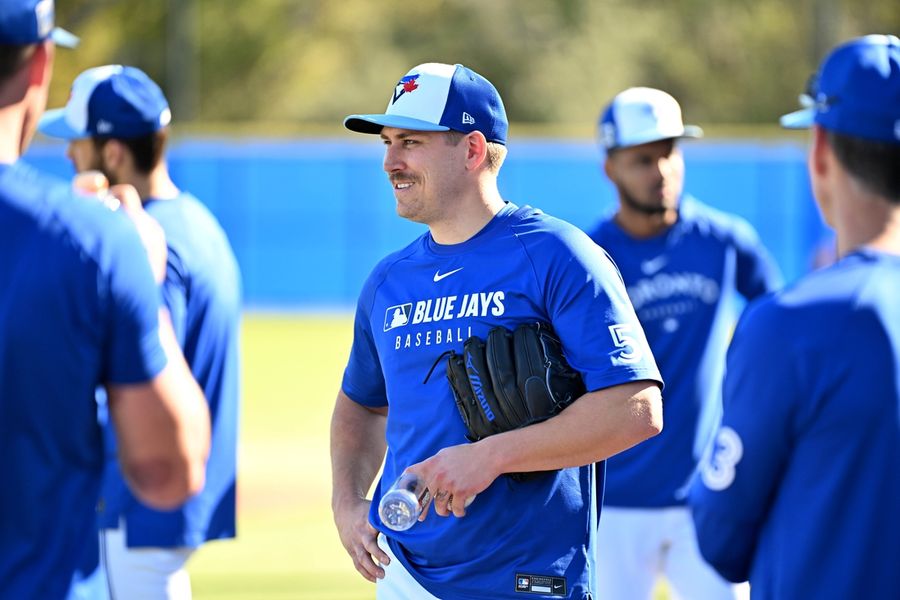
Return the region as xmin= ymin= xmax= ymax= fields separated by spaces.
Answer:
xmin=478 ymin=381 xmax=662 ymax=475
xmin=330 ymin=389 xmax=388 ymax=511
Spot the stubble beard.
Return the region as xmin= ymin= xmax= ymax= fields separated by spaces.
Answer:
xmin=618 ymin=184 xmax=669 ymax=215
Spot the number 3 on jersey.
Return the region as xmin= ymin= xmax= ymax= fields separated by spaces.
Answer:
xmin=700 ymin=426 xmax=744 ymax=491
xmin=608 ymin=323 xmax=643 ymax=366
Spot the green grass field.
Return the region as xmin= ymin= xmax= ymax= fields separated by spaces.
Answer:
xmin=188 ymin=313 xmax=670 ymax=599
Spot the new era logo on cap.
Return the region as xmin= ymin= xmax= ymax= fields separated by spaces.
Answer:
xmin=344 ymin=63 xmax=508 ymax=145
xmin=780 ymin=34 xmax=900 ymax=144
xmin=38 ymin=65 xmax=171 ymax=141
xmin=598 ymin=87 xmax=703 ymax=151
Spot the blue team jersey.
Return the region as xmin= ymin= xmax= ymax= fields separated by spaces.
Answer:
xmin=342 ymin=203 xmax=662 ymax=600
xmin=690 ymin=248 xmax=900 ymax=599
xmin=588 ymin=197 xmax=781 ymax=506
xmin=0 ymin=162 xmax=166 ymax=597
xmin=97 ymin=192 xmax=242 ymax=547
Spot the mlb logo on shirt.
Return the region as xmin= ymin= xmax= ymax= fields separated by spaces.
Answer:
xmin=383 ymin=303 xmax=412 ymax=332
xmin=516 ymin=576 xmax=531 ymax=591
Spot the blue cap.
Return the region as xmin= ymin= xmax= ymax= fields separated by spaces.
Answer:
xmin=344 ymin=63 xmax=508 ymax=145
xmin=598 ymin=87 xmax=703 ymax=151
xmin=38 ymin=65 xmax=171 ymax=140
xmin=780 ymin=34 xmax=900 ymax=144
xmin=0 ymin=0 xmax=78 ymax=47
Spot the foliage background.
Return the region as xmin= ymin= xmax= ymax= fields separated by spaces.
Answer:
xmin=53 ymin=0 xmax=899 ymax=137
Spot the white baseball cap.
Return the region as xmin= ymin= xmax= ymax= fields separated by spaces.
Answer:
xmin=38 ymin=65 xmax=171 ymax=140
xmin=598 ymin=87 xmax=703 ymax=151
xmin=344 ymin=63 xmax=508 ymax=145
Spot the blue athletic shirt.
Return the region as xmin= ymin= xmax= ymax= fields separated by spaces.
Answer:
xmin=690 ymin=248 xmax=900 ymax=599
xmin=0 ymin=162 xmax=166 ymax=598
xmin=97 ymin=192 xmax=242 ymax=547
xmin=342 ymin=203 xmax=662 ymax=600
xmin=588 ymin=197 xmax=782 ymax=507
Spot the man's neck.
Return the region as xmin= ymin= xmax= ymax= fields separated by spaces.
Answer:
xmin=127 ymin=165 xmax=179 ymax=202
xmin=837 ymin=201 xmax=900 ymax=257
xmin=0 ymin=107 xmax=26 ymax=164
xmin=428 ymin=189 xmax=506 ymax=246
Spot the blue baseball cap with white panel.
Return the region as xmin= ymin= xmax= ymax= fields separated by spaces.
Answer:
xmin=344 ymin=63 xmax=508 ymax=145
xmin=598 ymin=87 xmax=703 ymax=151
xmin=0 ymin=0 xmax=78 ymax=48
xmin=780 ymin=34 xmax=900 ymax=145
xmin=38 ymin=65 xmax=171 ymax=140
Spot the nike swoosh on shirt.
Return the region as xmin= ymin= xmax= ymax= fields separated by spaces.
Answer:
xmin=640 ymin=255 xmax=668 ymax=275
xmin=433 ymin=267 xmax=464 ymax=282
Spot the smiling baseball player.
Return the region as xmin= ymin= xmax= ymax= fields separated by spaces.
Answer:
xmin=331 ymin=62 xmax=664 ymax=600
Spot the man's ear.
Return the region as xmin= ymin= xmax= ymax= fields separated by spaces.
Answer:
xmin=604 ymin=154 xmax=618 ymax=183
xmin=809 ymin=125 xmax=831 ymax=180
xmin=101 ymin=139 xmax=127 ymax=171
xmin=465 ymin=131 xmax=488 ymax=170
xmin=27 ymin=41 xmax=53 ymax=88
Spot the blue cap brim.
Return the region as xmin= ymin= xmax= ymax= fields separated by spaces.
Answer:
xmin=51 ymin=27 xmax=79 ymax=49
xmin=38 ymin=108 xmax=86 ymax=140
xmin=779 ymin=108 xmax=815 ymax=129
xmin=344 ymin=114 xmax=449 ymax=135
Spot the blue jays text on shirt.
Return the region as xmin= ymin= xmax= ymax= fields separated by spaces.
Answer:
xmin=384 ymin=290 xmax=504 ymax=349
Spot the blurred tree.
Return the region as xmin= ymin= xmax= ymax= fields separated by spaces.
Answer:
xmin=50 ymin=0 xmax=899 ymax=134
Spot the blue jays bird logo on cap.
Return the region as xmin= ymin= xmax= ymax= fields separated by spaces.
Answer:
xmin=392 ymin=74 xmax=420 ymax=104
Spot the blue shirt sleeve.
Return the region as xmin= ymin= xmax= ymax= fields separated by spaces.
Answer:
xmin=342 ymin=268 xmax=388 ymax=407
xmin=102 ymin=216 xmax=168 ymax=385
xmin=689 ymin=299 xmax=794 ymax=582
xmin=731 ymin=217 xmax=783 ymax=300
xmin=520 ymin=221 xmax=662 ymax=392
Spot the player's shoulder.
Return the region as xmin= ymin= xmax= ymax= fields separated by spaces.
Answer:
xmin=148 ymin=191 xmax=234 ymax=251
xmin=505 ymin=203 xmax=597 ymax=250
xmin=585 ymin=211 xmax=619 ymax=245
xmin=1 ymin=162 xmax=136 ymax=253
xmin=360 ymin=234 xmax=428 ymax=295
xmin=739 ymin=251 xmax=889 ymax=339
xmin=678 ymin=196 xmax=760 ymax=243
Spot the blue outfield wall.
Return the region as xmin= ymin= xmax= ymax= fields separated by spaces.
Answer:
xmin=23 ymin=138 xmax=826 ymax=308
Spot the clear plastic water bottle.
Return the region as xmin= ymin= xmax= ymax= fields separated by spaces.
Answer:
xmin=378 ymin=473 xmax=431 ymax=531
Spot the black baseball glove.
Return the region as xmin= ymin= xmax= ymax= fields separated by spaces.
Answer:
xmin=444 ymin=322 xmax=587 ymax=442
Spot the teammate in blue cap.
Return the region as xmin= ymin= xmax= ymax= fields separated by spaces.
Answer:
xmin=0 ymin=2 xmax=210 ymax=598
xmin=588 ymin=87 xmax=782 ymax=600
xmin=690 ymin=34 xmax=900 ymax=599
xmin=332 ymin=62 xmax=664 ymax=599
xmin=39 ymin=65 xmax=242 ymax=600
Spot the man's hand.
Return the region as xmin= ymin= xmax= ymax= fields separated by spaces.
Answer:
xmin=333 ymin=497 xmax=390 ymax=583
xmin=407 ymin=442 xmax=498 ymax=520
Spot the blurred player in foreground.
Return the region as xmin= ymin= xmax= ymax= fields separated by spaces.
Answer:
xmin=588 ymin=87 xmax=782 ymax=599
xmin=40 ymin=65 xmax=241 ymax=599
xmin=690 ymin=34 xmax=900 ymax=599
xmin=331 ymin=62 xmax=663 ymax=599
xmin=0 ymin=1 xmax=210 ymax=597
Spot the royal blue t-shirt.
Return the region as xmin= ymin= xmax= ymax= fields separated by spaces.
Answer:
xmin=97 ymin=192 xmax=242 ymax=547
xmin=342 ymin=203 xmax=662 ymax=600
xmin=690 ymin=248 xmax=900 ymax=599
xmin=589 ymin=197 xmax=782 ymax=506
xmin=0 ymin=162 xmax=166 ymax=598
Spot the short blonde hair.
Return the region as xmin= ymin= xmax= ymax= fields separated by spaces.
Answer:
xmin=444 ymin=131 xmax=507 ymax=173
